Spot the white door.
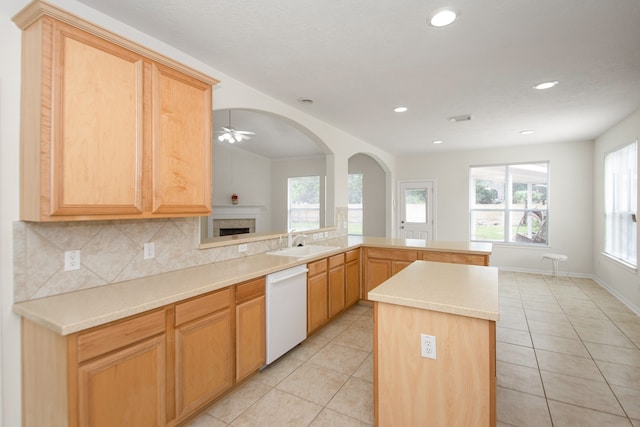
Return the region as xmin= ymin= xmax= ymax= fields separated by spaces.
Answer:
xmin=398 ymin=180 xmax=434 ymax=240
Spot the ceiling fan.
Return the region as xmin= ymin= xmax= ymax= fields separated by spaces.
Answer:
xmin=217 ymin=110 xmax=255 ymax=143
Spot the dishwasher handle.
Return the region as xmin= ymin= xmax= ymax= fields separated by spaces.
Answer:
xmin=268 ymin=268 xmax=309 ymax=284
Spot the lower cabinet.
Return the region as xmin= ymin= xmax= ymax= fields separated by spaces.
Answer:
xmin=362 ymin=248 xmax=417 ymax=299
xmin=21 ymin=281 xmax=265 ymax=427
xmin=77 ymin=316 xmax=167 ymax=427
xmin=235 ymin=277 xmax=266 ymax=382
xmin=307 ymin=258 xmax=329 ymax=335
xmin=174 ymin=288 xmax=233 ymax=420
xmin=328 ymin=253 xmax=346 ymax=317
xmin=345 ymin=249 xmax=361 ymax=307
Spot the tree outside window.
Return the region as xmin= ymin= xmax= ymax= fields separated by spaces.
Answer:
xmin=288 ymin=176 xmax=320 ymax=231
xmin=470 ymin=162 xmax=549 ymax=244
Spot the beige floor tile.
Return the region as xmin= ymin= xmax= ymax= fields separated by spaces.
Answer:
xmin=527 ymin=318 xmax=580 ymax=340
xmin=497 ymin=326 xmax=533 ymax=347
xmin=252 ymin=353 xmax=304 ymax=387
xmin=524 ymin=308 xmax=568 ymax=323
xmin=522 ymin=299 xmax=563 ymax=313
xmin=331 ymin=324 xmax=373 ymax=352
xmin=612 ymin=385 xmax=640 ymax=420
xmin=564 ymin=306 xmax=609 ymax=320
xmin=496 ymin=360 xmax=544 ymax=396
xmin=287 ymin=334 xmax=330 ymax=362
xmin=595 ymin=360 xmax=640 ymax=389
xmin=496 ymin=341 xmax=538 ymax=368
xmin=574 ymin=322 xmax=636 ymax=348
xmin=531 ymin=333 xmax=590 ymax=358
xmin=548 ymin=400 xmax=633 ymax=427
xmin=309 ymin=342 xmax=370 ymax=375
xmin=496 ymin=386 xmax=552 ymax=427
xmin=206 ymin=379 xmax=272 ymax=423
xmin=584 ymin=341 xmax=640 ymax=367
xmin=352 ymin=353 xmax=373 ymax=383
xmin=616 ymin=320 xmax=640 ymax=340
xmin=607 ymin=310 xmax=640 ymax=324
xmin=313 ymin=317 xmax=353 ymax=341
xmin=536 ymin=349 xmax=605 ymax=382
xmin=632 ymin=418 xmax=640 ymax=427
xmin=556 ymin=298 xmax=600 ymax=312
xmin=500 ymin=296 xmax=523 ymax=308
xmin=309 ymin=408 xmax=372 ymax=426
xmin=276 ymin=363 xmax=350 ymax=406
xmin=230 ymin=389 xmax=322 ymax=426
xmin=326 ymin=377 xmax=374 ymax=424
xmin=498 ymin=314 xmax=530 ymax=332
xmin=184 ymin=413 xmax=229 ymax=426
xmin=540 ymin=371 xmax=625 ymax=415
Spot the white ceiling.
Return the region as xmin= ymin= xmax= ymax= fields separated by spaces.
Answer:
xmin=79 ymin=0 xmax=640 ymax=156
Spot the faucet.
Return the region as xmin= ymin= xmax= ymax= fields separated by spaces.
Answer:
xmin=288 ymin=230 xmax=307 ymax=247
xmin=287 ymin=229 xmax=296 ymax=248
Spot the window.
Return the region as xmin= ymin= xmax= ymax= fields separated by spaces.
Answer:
xmin=470 ymin=162 xmax=549 ymax=244
xmin=604 ymin=141 xmax=637 ymax=267
xmin=348 ymin=173 xmax=363 ymax=235
xmin=288 ymin=176 xmax=320 ymax=231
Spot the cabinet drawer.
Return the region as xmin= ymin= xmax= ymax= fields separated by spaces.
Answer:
xmin=175 ymin=287 xmax=231 ymax=327
xmin=308 ymin=259 xmax=328 ymax=276
xmin=366 ymin=248 xmax=418 ymax=262
xmin=420 ymin=251 xmax=487 ymax=266
xmin=345 ymin=249 xmax=360 ymax=263
xmin=77 ymin=310 xmax=166 ymax=363
xmin=328 ymin=253 xmax=345 ymax=269
xmin=236 ymin=277 xmax=265 ymax=304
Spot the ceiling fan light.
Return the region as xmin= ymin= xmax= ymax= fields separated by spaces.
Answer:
xmin=429 ymin=9 xmax=458 ymax=27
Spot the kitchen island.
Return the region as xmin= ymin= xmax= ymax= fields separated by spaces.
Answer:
xmin=369 ymin=260 xmax=499 ymax=426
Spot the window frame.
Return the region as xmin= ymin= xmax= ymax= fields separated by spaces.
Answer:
xmin=469 ymin=161 xmax=550 ymax=246
xmin=603 ymin=140 xmax=638 ymax=268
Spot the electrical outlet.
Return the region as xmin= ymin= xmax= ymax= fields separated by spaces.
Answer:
xmin=421 ymin=334 xmax=436 ymax=359
xmin=312 ymin=233 xmax=319 ymax=240
xmin=64 ymin=250 xmax=81 ymax=271
xmin=144 ymin=242 xmax=155 ymax=260
xmin=238 ymin=244 xmax=248 ymax=252
xmin=324 ymin=231 xmax=328 ymax=238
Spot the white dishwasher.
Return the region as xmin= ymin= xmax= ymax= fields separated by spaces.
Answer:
xmin=265 ymin=264 xmax=308 ymax=365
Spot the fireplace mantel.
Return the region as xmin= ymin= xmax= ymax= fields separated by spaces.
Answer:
xmin=207 ymin=205 xmax=267 ymax=238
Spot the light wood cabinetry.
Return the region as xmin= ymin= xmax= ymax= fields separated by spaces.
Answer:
xmin=307 ymin=258 xmax=329 ymax=334
xmin=174 ymin=288 xmax=233 ymax=421
xmin=362 ymin=248 xmax=417 ymax=300
xmin=22 ymin=309 xmax=169 ymax=427
xmin=328 ymin=253 xmax=346 ymax=317
xmin=375 ymin=302 xmax=496 ymax=426
xmin=345 ymin=249 xmax=361 ymax=307
xmin=14 ymin=2 xmax=217 ymax=221
xmin=362 ymin=247 xmax=491 ymax=299
xmin=235 ymin=277 xmax=266 ymax=382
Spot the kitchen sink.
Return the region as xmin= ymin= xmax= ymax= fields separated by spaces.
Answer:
xmin=266 ymin=244 xmax=341 ymax=259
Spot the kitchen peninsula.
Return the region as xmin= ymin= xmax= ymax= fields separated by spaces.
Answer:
xmin=369 ymin=260 xmax=499 ymax=426
xmin=14 ymin=237 xmax=492 ymax=426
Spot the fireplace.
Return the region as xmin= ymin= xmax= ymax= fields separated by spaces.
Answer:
xmin=212 ymin=218 xmax=256 ymax=237
xmin=219 ymin=227 xmax=251 ymax=236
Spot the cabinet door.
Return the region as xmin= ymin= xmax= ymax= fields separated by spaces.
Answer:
xmin=49 ymin=21 xmax=145 ymax=217
xmin=236 ymin=295 xmax=266 ymax=382
xmin=328 ymin=254 xmax=346 ymax=317
xmin=174 ymin=309 xmax=233 ymax=419
xmin=307 ymin=272 xmax=328 ymax=334
xmin=78 ymin=335 xmax=166 ymax=427
xmin=151 ymin=63 xmax=212 ymax=214
xmin=345 ymin=258 xmax=360 ymax=307
xmin=392 ymin=260 xmax=413 ymax=275
xmin=365 ymin=258 xmax=391 ymax=297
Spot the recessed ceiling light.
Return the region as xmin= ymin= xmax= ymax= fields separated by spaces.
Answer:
xmin=533 ymin=81 xmax=558 ymax=90
xmin=429 ymin=9 xmax=458 ymax=27
xmin=297 ymin=97 xmax=314 ymax=104
xmin=432 ymin=140 xmax=444 ymax=144
xmin=520 ymin=130 xmax=534 ymax=135
xmin=394 ymin=106 xmax=408 ymax=113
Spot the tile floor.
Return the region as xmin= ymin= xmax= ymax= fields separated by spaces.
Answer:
xmin=186 ymin=271 xmax=640 ymax=426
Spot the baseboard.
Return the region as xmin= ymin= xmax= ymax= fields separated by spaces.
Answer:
xmin=591 ymin=276 xmax=640 ymax=316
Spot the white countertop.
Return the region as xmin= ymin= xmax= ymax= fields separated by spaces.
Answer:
xmin=368 ymin=260 xmax=499 ymax=321
xmin=13 ymin=237 xmax=492 ymax=335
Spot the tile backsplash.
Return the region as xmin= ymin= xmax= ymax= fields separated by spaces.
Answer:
xmin=14 ymin=207 xmax=348 ymax=302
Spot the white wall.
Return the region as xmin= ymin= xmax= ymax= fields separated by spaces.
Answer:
xmin=593 ymin=109 xmax=640 ymax=311
xmin=349 ymin=153 xmax=386 ymax=237
xmin=0 ymin=1 xmax=396 ymax=424
xmin=212 ymin=143 xmax=271 ymax=210
xmin=396 ymin=140 xmax=595 ymax=275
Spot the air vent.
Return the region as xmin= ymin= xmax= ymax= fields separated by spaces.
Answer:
xmin=448 ymin=114 xmax=473 ymax=123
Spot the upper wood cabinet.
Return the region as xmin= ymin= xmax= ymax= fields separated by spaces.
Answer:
xmin=14 ymin=2 xmax=217 ymax=221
